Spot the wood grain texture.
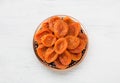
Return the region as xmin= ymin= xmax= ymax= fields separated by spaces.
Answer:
xmin=0 ymin=0 xmax=120 ymax=83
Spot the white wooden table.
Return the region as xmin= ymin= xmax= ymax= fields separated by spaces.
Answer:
xmin=0 ymin=0 xmax=120 ymax=83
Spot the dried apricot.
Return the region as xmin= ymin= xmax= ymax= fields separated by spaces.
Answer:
xmin=71 ymin=53 xmax=82 ymax=61
xmin=48 ymin=16 xmax=61 ymax=32
xmin=78 ymin=33 xmax=88 ymax=43
xmin=66 ymin=36 xmax=80 ymax=49
xmin=54 ymin=58 xmax=67 ymax=69
xmin=41 ymin=21 xmax=49 ymax=29
xmin=63 ymin=16 xmax=74 ymax=24
xmin=36 ymin=44 xmax=48 ymax=61
xmin=59 ymin=51 xmax=71 ymax=65
xmin=45 ymin=47 xmax=58 ymax=63
xmin=54 ymin=20 xmax=68 ymax=38
xmin=68 ymin=22 xmax=81 ymax=36
xmin=34 ymin=28 xmax=52 ymax=44
xmin=69 ymin=39 xmax=86 ymax=53
xmin=54 ymin=38 xmax=68 ymax=54
xmin=41 ymin=34 xmax=56 ymax=47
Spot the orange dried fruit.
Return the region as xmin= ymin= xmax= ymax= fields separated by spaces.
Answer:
xmin=54 ymin=20 xmax=68 ymax=38
xmin=69 ymin=39 xmax=86 ymax=53
xmin=54 ymin=38 xmax=68 ymax=54
xmin=54 ymin=58 xmax=67 ymax=69
xmin=59 ymin=51 xmax=71 ymax=66
xmin=41 ymin=34 xmax=56 ymax=47
xmin=36 ymin=44 xmax=48 ymax=61
xmin=48 ymin=16 xmax=61 ymax=32
xmin=45 ymin=47 xmax=58 ymax=63
xmin=68 ymin=22 xmax=81 ymax=36
xmin=66 ymin=36 xmax=80 ymax=49
xmin=63 ymin=16 xmax=74 ymax=24
xmin=71 ymin=53 xmax=82 ymax=61
xmin=34 ymin=28 xmax=52 ymax=44
xmin=41 ymin=21 xmax=49 ymax=29
xmin=78 ymin=33 xmax=88 ymax=43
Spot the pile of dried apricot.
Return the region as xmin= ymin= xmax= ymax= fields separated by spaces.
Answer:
xmin=33 ymin=15 xmax=88 ymax=70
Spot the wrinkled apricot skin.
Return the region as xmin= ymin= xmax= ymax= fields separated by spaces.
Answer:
xmin=69 ymin=33 xmax=88 ymax=54
xmin=48 ymin=16 xmax=61 ymax=32
xmin=45 ymin=47 xmax=58 ymax=63
xmin=59 ymin=51 xmax=71 ymax=65
xmin=54 ymin=20 xmax=68 ymax=38
xmin=66 ymin=36 xmax=80 ymax=49
xmin=34 ymin=28 xmax=52 ymax=44
xmin=36 ymin=44 xmax=48 ymax=61
xmin=71 ymin=53 xmax=82 ymax=61
xmin=69 ymin=39 xmax=86 ymax=53
xmin=54 ymin=59 xmax=67 ymax=69
xmin=54 ymin=38 xmax=68 ymax=54
xmin=41 ymin=34 xmax=56 ymax=47
xmin=41 ymin=21 xmax=49 ymax=29
xmin=78 ymin=33 xmax=88 ymax=43
xmin=68 ymin=22 xmax=81 ymax=36
xmin=63 ymin=16 xmax=74 ymax=24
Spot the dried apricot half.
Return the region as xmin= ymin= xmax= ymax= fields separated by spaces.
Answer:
xmin=54 ymin=20 xmax=68 ymax=38
xmin=34 ymin=28 xmax=52 ymax=44
xmin=54 ymin=38 xmax=68 ymax=54
xmin=41 ymin=34 xmax=56 ymax=47
xmin=59 ymin=51 xmax=71 ymax=66
xmin=78 ymin=33 xmax=88 ymax=43
xmin=71 ymin=53 xmax=82 ymax=61
xmin=68 ymin=22 xmax=81 ymax=36
xmin=45 ymin=47 xmax=58 ymax=63
xmin=41 ymin=21 xmax=49 ymax=29
xmin=63 ymin=16 xmax=74 ymax=24
xmin=36 ymin=44 xmax=48 ymax=61
xmin=54 ymin=58 xmax=67 ymax=69
xmin=48 ymin=16 xmax=61 ymax=32
xmin=69 ymin=39 xmax=86 ymax=53
xmin=66 ymin=36 xmax=80 ymax=49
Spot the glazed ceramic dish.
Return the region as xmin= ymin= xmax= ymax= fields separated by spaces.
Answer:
xmin=33 ymin=15 xmax=88 ymax=70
